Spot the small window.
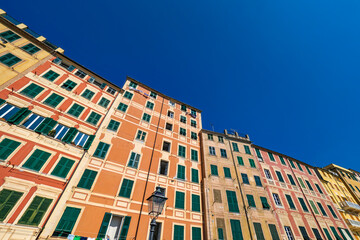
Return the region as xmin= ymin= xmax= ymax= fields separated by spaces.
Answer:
xmin=208 ymin=134 xmax=213 ymax=140
xmin=224 ymin=167 xmax=231 ymax=178
xmin=165 ymin=123 xmax=173 ymax=131
xmin=179 ymin=127 xmax=186 ymax=136
xmin=169 ymin=100 xmax=175 ymax=106
xmin=191 ymin=149 xmax=198 ymax=161
xmin=0 ymin=138 xmax=21 ymax=161
xmin=287 ymin=174 xmax=296 ymax=186
xmin=209 ymin=146 xmax=216 ymax=155
xmin=61 ymin=80 xmax=77 ymax=91
xmin=276 ymin=171 xmax=285 ymax=182
xmin=128 ymin=152 xmax=141 ymax=169
xmin=23 ymin=149 xmax=51 ymax=172
xmin=220 ymin=149 xmax=227 ymax=158
xmin=159 ymin=160 xmax=168 ymax=175
xmin=279 ymin=156 xmax=286 ymax=165
xmin=297 ymin=162 xmax=303 ymax=171
xmin=142 ymin=113 xmax=151 ymax=122
xmin=272 ymin=193 xmax=282 ymax=206
xmin=254 ymin=176 xmax=262 ymax=186
xmin=123 ymin=91 xmax=133 ymax=100
xmin=43 ymin=93 xmax=64 ymax=108
xmin=81 ymin=89 xmax=95 ymax=100
xmin=0 ymin=30 xmax=21 ymax=42
xmin=305 ymin=180 xmax=314 ymax=191
xmin=237 ymin=156 xmax=244 ymax=165
xmin=42 ymin=70 xmax=60 ymax=81
xmin=177 ymin=165 xmax=186 ymax=180
xmin=117 ymin=103 xmax=128 ymax=112
xmin=241 ymin=173 xmax=249 ymax=184
xmin=74 ymin=70 xmax=87 ymax=79
xmin=268 ymin=152 xmax=275 ymax=161
xmin=21 ymin=43 xmax=41 ymax=55
xmin=98 ymin=98 xmax=110 ymax=108
xmin=107 ymin=120 xmax=120 ymax=132
xmin=146 ymin=101 xmax=154 ymax=110
xmin=191 ymin=168 xmax=199 ymax=183
xmin=191 ymin=109 xmax=196 ymax=117
xmin=191 ymin=120 xmax=197 ymax=128
xmin=129 ymin=81 xmax=137 ymax=88
xmin=77 ymin=169 xmax=97 ymax=189
xmin=136 ymin=130 xmax=147 ymax=141
xmin=247 ymin=195 xmax=256 ymax=208
xmin=285 ymin=194 xmax=296 ymax=210
xmin=284 ymin=226 xmax=294 ymax=240
xmin=107 ymin=87 xmax=116 ymax=95
xmin=218 ymin=136 xmax=224 ymax=143
xmin=261 ymin=197 xmax=270 ymax=209
xmin=191 ymin=132 xmax=197 ymax=140
xmin=232 ymin=143 xmax=239 ymax=152
xmin=249 ymin=159 xmax=256 ymax=168
xmin=298 ymin=197 xmax=309 ymax=212
xmin=86 ymin=112 xmax=101 ymax=125
xmin=162 ymin=141 xmax=171 ymax=152
xmin=181 ymin=104 xmax=187 ymax=111
xmin=244 ymin=145 xmax=251 ymax=154
xmin=67 ymin=103 xmax=84 ymax=118
xmin=150 ymin=91 xmax=157 ymax=99
xmin=180 ymin=116 xmax=186 ymax=124
xmin=118 ymin=179 xmax=134 ymax=198
xmin=264 ymin=169 xmax=272 ymax=179
xmin=210 ymin=165 xmax=218 ymax=176
xmin=167 ymin=111 xmax=174 ymax=118
xmin=178 ymin=145 xmax=186 ymax=157
xmin=20 ymin=83 xmax=44 ymax=99
xmin=93 ymin=142 xmax=110 ymax=159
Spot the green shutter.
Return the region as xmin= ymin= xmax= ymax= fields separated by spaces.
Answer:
xmin=260 ymin=197 xmax=270 ymax=209
xmin=20 ymin=83 xmax=44 ymax=98
xmin=246 ymin=195 xmax=256 ymax=207
xmin=21 ymin=43 xmax=40 ymax=54
xmin=93 ymin=142 xmax=110 ymax=159
xmin=77 ymin=169 xmax=97 ymax=189
xmin=315 ymin=184 xmax=324 ymax=194
xmin=285 ymin=195 xmax=296 ymax=209
xmin=34 ymin=117 xmax=57 ymax=135
xmin=316 ymin=202 xmax=327 ymax=216
xmin=192 ymin=169 xmax=199 ymax=183
xmin=42 ymin=70 xmax=60 ymax=81
xmin=226 ymin=191 xmax=239 ymax=213
xmin=191 ymin=149 xmax=198 ymax=161
xmin=254 ymin=176 xmax=262 ymax=186
xmin=249 ymin=159 xmax=256 ymax=168
xmin=298 ymin=178 xmax=306 ymax=188
xmin=255 ymin=148 xmax=262 ymax=158
xmin=289 ymin=160 xmax=296 ymax=168
xmin=178 ymin=145 xmax=186 ymax=157
xmin=276 ymin=171 xmax=284 ymax=182
xmin=323 ymin=228 xmax=333 ymax=240
xmin=269 ymin=224 xmax=280 ymax=240
xmin=344 ymin=229 xmax=354 ymax=240
xmin=268 ymin=152 xmax=275 ymax=161
xmin=330 ymin=227 xmax=342 ymax=240
xmin=86 ymin=112 xmax=101 ymax=125
xmin=0 ymin=53 xmax=21 ymax=67
xmin=117 ymin=103 xmax=128 ymax=112
xmin=81 ymin=89 xmax=95 ymax=100
xmin=83 ymin=135 xmax=95 ymax=150
xmin=244 ymin=145 xmax=251 ymax=154
xmin=62 ymin=127 xmax=78 ymax=144
xmin=287 ymin=174 xmax=296 ymax=185
xmin=174 ymin=225 xmax=184 ymax=240
xmin=0 ymin=31 xmax=21 ymax=42
xmin=124 ymin=91 xmax=133 ymax=100
xmin=97 ymin=212 xmax=112 ymax=238
xmin=51 ymin=157 xmax=75 ymax=178
xmin=0 ymin=189 xmax=23 ymax=221
xmin=306 ymin=166 xmax=312 ymax=175
xmin=175 ymin=191 xmax=185 ymax=209
xmin=328 ymin=205 xmax=338 ymax=218
xmin=297 ymin=162 xmax=303 ymax=171
xmin=218 ymin=228 xmax=224 ymax=240
xmin=119 ymin=179 xmax=134 ymax=198
xmin=177 ymin=165 xmax=185 ymax=180
xmin=254 ymin=223 xmax=265 ymax=240
xmin=7 ymin=107 xmax=31 ymax=125
xmin=23 ymin=149 xmax=51 ymax=171
xmin=279 ymin=156 xmax=286 ymax=165
xmin=0 ymin=98 xmax=5 ymax=106
xmin=18 ymin=196 xmax=52 ymax=226
xmin=67 ymin=103 xmax=84 ymax=117
xmin=107 ymin=120 xmax=120 ymax=131
xmin=98 ymin=98 xmax=110 ymax=108
xmin=192 ymin=194 xmax=200 ymax=212
xmin=192 ymin=227 xmax=202 ymax=240
xmin=211 ymin=165 xmax=218 ymax=176
xmin=298 ymin=198 xmax=309 ymax=212
xmin=232 ymin=142 xmax=239 ymax=152
xmin=119 ymin=216 xmax=131 ymax=240
xmin=0 ymin=138 xmax=21 ymax=160
xmin=230 ymin=219 xmax=243 ymax=240
xmin=224 ymin=167 xmax=231 ymax=178
xmin=44 ymin=93 xmax=64 ymax=107
xmin=53 ymin=207 xmax=81 ymax=237
xmin=237 ymin=156 xmax=244 ymax=165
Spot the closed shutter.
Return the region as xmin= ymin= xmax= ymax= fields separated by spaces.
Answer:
xmin=119 ymin=216 xmax=131 ymax=240
xmin=285 ymin=195 xmax=296 ymax=209
xmin=246 ymin=195 xmax=256 ymax=207
xmin=323 ymin=228 xmax=333 ymax=240
xmin=0 ymin=138 xmax=21 ymax=160
xmin=338 ymin=227 xmax=352 ymax=240
xmin=312 ymin=228 xmax=322 ymax=240
xmin=254 ymin=176 xmax=262 ymax=186
xmin=7 ymin=107 xmax=31 ymax=125
xmin=18 ymin=196 xmax=52 ymax=226
xmin=0 ymin=98 xmax=5 ymax=106
xmin=192 ymin=227 xmax=202 ymax=240
xmin=83 ymin=135 xmax=95 ymax=150
xmin=328 ymin=205 xmax=338 ymax=218
xmin=77 ymin=169 xmax=97 ymax=189
xmin=86 ymin=112 xmax=101 ymax=125
xmin=218 ymin=228 xmax=224 ymax=240
xmin=244 ymin=145 xmax=251 ymax=154
xmin=51 ymin=157 xmax=75 ymax=178
xmin=330 ymin=226 xmax=342 ymax=240
xmin=299 ymin=226 xmax=311 ymax=240
xmin=119 ymin=179 xmax=134 ymax=198
xmin=53 ymin=207 xmax=81 ymax=237
xmin=97 ymin=212 xmax=112 ymax=238
xmin=287 ymin=174 xmax=296 ymax=185
xmin=0 ymin=189 xmax=23 ymax=221
xmin=173 ymin=225 xmax=184 ymax=240
xmin=94 ymin=142 xmax=110 ymax=159
xmin=177 ymin=165 xmax=185 ymax=179
xmin=192 ymin=194 xmax=200 ymax=212
xmin=230 ymin=219 xmax=243 ymax=240
xmin=237 ymin=156 xmax=244 ymax=165
xmin=67 ymin=103 xmax=84 ymax=117
xmin=249 ymin=159 xmax=256 ymax=168
xmin=191 ymin=169 xmax=199 ymax=183
xmin=254 ymin=223 xmax=265 ymax=240
xmin=279 ymin=156 xmax=286 ymax=165
xmin=175 ymin=192 xmax=185 ymax=209
xmin=276 ymin=171 xmax=284 ymax=182
xmin=309 ymin=200 xmax=319 ymax=214
xmin=23 ymin=149 xmax=51 ymax=171
xmin=255 ymin=148 xmax=262 ymax=158
xmin=211 ymin=165 xmax=218 ymax=176
xmin=268 ymin=224 xmax=280 ymax=240
xmin=298 ymin=198 xmax=309 ymax=212
xmin=317 ymin=202 xmax=327 ymax=216
xmin=34 ymin=117 xmax=57 ymax=135
xmin=20 ymin=83 xmax=44 ymax=98
xmin=224 ymin=167 xmax=231 ymax=178
xmin=44 ymin=93 xmax=64 ymax=107
xmin=226 ymin=191 xmax=239 ymax=213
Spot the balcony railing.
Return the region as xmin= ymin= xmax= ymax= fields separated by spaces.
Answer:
xmin=348 ymin=219 xmax=360 ymax=230
xmin=340 ymin=201 xmax=360 ymax=213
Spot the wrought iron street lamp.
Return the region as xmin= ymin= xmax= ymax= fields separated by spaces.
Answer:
xmin=147 ymin=186 xmax=168 ymax=240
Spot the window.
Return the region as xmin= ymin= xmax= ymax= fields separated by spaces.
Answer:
xmin=230 ymin=219 xmax=243 ymax=240
xmin=118 ymin=179 xmax=134 ymax=198
xmin=146 ymin=101 xmax=154 ymax=110
xmin=0 ymin=30 xmax=20 ymax=42
xmin=218 ymin=136 xmax=224 ymax=142
xmin=173 ymin=225 xmax=184 ymax=240
xmin=175 ymin=191 xmax=185 ymax=209
xmin=287 ymin=174 xmax=296 ymax=186
xmin=150 ymin=91 xmax=157 ymax=99
xmin=241 ymin=173 xmax=249 ymax=184
xmin=93 ymin=142 xmax=110 ymax=159
xmin=284 ymin=226 xmax=294 ymax=240
xmin=218 ymin=228 xmax=224 ymax=240
xmin=298 ymin=178 xmax=306 ymax=188
xmin=255 ymin=148 xmax=262 ymax=158
xmin=0 ymin=53 xmax=21 ymax=67
xmin=209 ymin=146 xmax=216 ymax=155
xmin=179 ymin=127 xmax=186 ymax=136
xmin=220 ymin=149 xmax=227 ymax=158
xmin=315 ymin=184 xmax=323 ymax=194
xmin=136 ymin=130 xmax=147 ymax=141
xmin=23 ymin=149 xmax=51 ymax=171
xmin=0 ymin=189 xmax=23 ymax=221
xmin=285 ymin=195 xmax=296 ymax=210
xmin=192 ymin=194 xmax=200 ymax=212
xmin=191 ymin=149 xmax=198 ymax=161
xmin=254 ymin=176 xmax=262 ymax=186
xmin=276 ymin=171 xmax=284 ymax=182
xmin=191 ymin=169 xmax=199 ymax=183
xmin=232 ymin=142 xmax=239 ymax=152
xmin=279 ymin=156 xmax=286 ymax=165
xmin=323 ymin=228 xmax=332 ymax=240
xmin=123 ymin=91 xmax=133 ymax=100
xmin=330 ymin=226 xmax=342 ymax=240
xmin=142 ymin=113 xmax=151 ymax=122
xmin=305 ymin=180 xmax=314 ymax=191
xmin=213 ymin=190 xmax=222 ymax=203
xmin=128 ymin=152 xmax=140 ymax=169
xmin=18 ymin=196 xmax=52 ymax=226
xmin=226 ymin=191 xmax=240 ymax=213
xmin=43 ymin=93 xmax=64 ymax=108
xmin=107 ymin=87 xmax=116 ymax=95
xmin=169 ymin=100 xmax=175 ymax=107
xmin=61 ymin=80 xmax=77 ymax=91
xmin=81 ymin=89 xmax=95 ymax=100
xmin=192 ymin=227 xmax=201 ymax=240
xmin=107 ymin=119 xmax=120 ymax=132
xmin=260 ymin=197 xmax=270 ymax=209
xmin=208 ymin=134 xmax=213 ymax=140
xmin=312 ymin=228 xmax=322 ymax=240
xmin=165 ymin=123 xmax=173 ymax=131
xmin=247 ymin=195 xmax=256 ymax=208
xmin=191 ymin=109 xmax=196 ymax=117
xmin=86 ymin=112 xmax=101 ymax=125
xmin=237 ymin=156 xmax=244 ymax=165
xmin=264 ymin=169 xmax=272 ymax=179
xmin=177 ymin=165 xmax=186 ymax=180
xmin=297 ymin=162 xmax=303 ymax=171
xmin=162 ymin=141 xmax=171 ymax=152
xmin=306 ymin=166 xmax=312 ymax=175
xmin=268 ymin=152 xmax=275 ymax=161
xmin=289 ymin=160 xmax=296 ymax=169
xmin=117 ymin=103 xmax=128 ymax=112
xmin=51 ymin=157 xmax=75 ymax=178
xmin=224 ymin=167 xmax=231 ymax=178
xmin=73 ymin=132 xmax=89 ymax=147
xmin=42 ymin=70 xmax=60 ymax=81
xmin=159 ymin=160 xmax=168 ymax=175
xmin=181 ymin=104 xmax=186 ymax=111
xmin=0 ymin=138 xmax=21 ymax=161
xmin=299 ymin=227 xmax=310 ymax=240
xmin=191 ymin=132 xmax=197 ymax=140
xmin=298 ymin=197 xmax=309 ymax=212
xmin=268 ymin=224 xmax=280 ymax=240
xmin=180 ymin=116 xmax=186 ymax=123
xmin=22 ymin=113 xmax=44 ymax=130
xmin=249 ymin=159 xmax=256 ymax=168
xmin=53 ymin=207 xmax=81 ymax=237
xmin=253 ymin=223 xmax=265 ymax=240
xmin=67 ymin=103 xmax=85 ymax=118
xmin=77 ymin=169 xmax=97 ymax=189
xmin=21 ymin=43 xmax=41 ymax=55
xmin=244 ymin=145 xmax=251 ymax=154
xmin=129 ymin=81 xmax=137 ymax=88
xmin=317 ymin=202 xmax=327 ymax=216
xmin=327 ymin=205 xmax=338 ymax=218
xmin=98 ymin=98 xmax=110 ymax=108
xmin=272 ymin=193 xmax=282 ymax=206
xmin=20 ymin=83 xmax=44 ymax=98
xmin=191 ymin=120 xmax=197 ymax=127
xmin=74 ymin=70 xmax=86 ymax=78
xmin=211 ymin=165 xmax=218 ymax=176
xmin=178 ymin=145 xmax=186 ymax=157
xmin=167 ymin=111 xmax=174 ymax=118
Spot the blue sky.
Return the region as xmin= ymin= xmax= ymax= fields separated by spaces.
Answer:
xmin=4 ymin=0 xmax=360 ymax=169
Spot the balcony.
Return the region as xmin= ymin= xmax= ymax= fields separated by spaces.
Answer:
xmin=347 ymin=219 xmax=360 ymax=230
xmin=340 ymin=201 xmax=360 ymax=213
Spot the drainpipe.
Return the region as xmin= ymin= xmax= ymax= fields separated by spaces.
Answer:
xmin=134 ymin=98 xmax=164 ymax=239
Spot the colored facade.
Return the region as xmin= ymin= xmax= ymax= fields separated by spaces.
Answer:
xmin=253 ymin=145 xmax=354 ymax=240
xmin=201 ymin=130 xmax=280 ymax=240
xmin=317 ymin=164 xmax=360 ymax=239
xmin=39 ymin=78 xmax=203 ymax=240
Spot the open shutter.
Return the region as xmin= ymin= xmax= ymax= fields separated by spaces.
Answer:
xmin=7 ymin=108 xmax=31 ymax=125
xmin=54 ymin=207 xmax=81 ymax=237
xmin=62 ymin=127 xmax=78 ymax=144
xmin=330 ymin=226 xmax=343 ymax=240
xmin=83 ymin=135 xmax=95 ymax=150
xmin=269 ymin=224 xmax=280 ymax=240
xmin=0 ymin=98 xmax=5 ymax=106
xmin=97 ymin=212 xmax=112 ymax=238
xmin=100 ymin=83 xmax=107 ymax=89
xmin=344 ymin=229 xmax=354 ymax=240
xmin=35 ymin=117 xmax=57 ymax=134
xmin=119 ymin=216 xmax=131 ymax=240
